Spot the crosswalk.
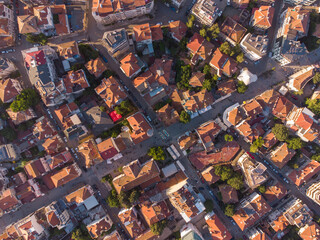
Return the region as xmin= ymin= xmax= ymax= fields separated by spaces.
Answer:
xmin=159 ymin=129 xmax=170 ymax=139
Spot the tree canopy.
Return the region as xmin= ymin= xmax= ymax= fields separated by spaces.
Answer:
xmin=226 ymin=173 xmax=243 ymax=190
xmin=148 ymin=146 xmax=166 ymax=161
xmin=312 ymin=153 xmax=320 ymax=162
xmin=176 ymin=65 xmax=192 ymax=90
xmin=186 ymin=15 xmax=195 ymax=28
xmin=224 ymin=134 xmax=234 ymax=142
xmin=10 ymin=89 xmax=39 ymax=112
xmin=287 ymin=137 xmax=303 ymax=150
xmin=250 ymin=137 xmax=264 ymax=153
xmin=0 ymin=128 xmax=17 ymax=141
xmin=258 ymin=185 xmax=266 ymax=194
xmin=236 ymin=52 xmax=244 ymax=63
xmin=115 ymin=99 xmax=135 ymax=116
xmin=219 ymin=42 xmax=231 ymax=55
xmin=107 ymin=190 xmax=120 ymax=208
xmin=305 ymin=98 xmax=320 ymax=115
xmin=150 ymin=220 xmax=167 ymax=235
xmin=224 ymin=204 xmax=235 ymax=217
xmin=180 ymin=110 xmax=191 ymax=124
xmin=26 ymin=33 xmax=48 ymax=45
xmin=204 ymin=199 xmax=214 ymax=213
xmin=208 ymin=23 xmax=220 ymax=39
xmin=272 ymin=124 xmax=289 ymax=141
xmin=237 ymin=81 xmax=248 ymax=94
xmin=313 ymin=72 xmax=320 ymax=84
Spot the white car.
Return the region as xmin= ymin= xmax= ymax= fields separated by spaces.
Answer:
xmin=157 ymin=22 xmax=162 ymax=25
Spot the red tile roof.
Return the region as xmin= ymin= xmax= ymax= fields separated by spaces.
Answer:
xmin=210 ymin=48 xmax=237 ymax=77
xmin=205 ymin=212 xmax=232 ymax=240
xmin=0 ymin=78 xmax=22 ymax=103
xmin=299 ymin=222 xmax=320 ymax=240
xmin=187 ymin=33 xmax=204 ymax=54
xmin=120 ymin=53 xmax=142 ymax=78
xmin=252 ymin=6 xmax=274 ymax=29
xmin=127 ymin=112 xmax=153 ymax=144
xmin=288 ymin=160 xmax=320 ymax=186
xmin=140 ymin=201 xmax=170 ymax=226
xmin=272 ymin=96 xmax=294 ymax=120
xmin=169 ymin=20 xmax=187 ymax=41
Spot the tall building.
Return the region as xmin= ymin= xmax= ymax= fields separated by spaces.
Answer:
xmin=0 ymin=4 xmax=15 ymax=49
xmin=306 ymin=182 xmax=320 ymax=206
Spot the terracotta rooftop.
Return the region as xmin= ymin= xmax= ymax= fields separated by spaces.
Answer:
xmin=252 ymin=6 xmax=274 ymax=29
xmin=196 ymin=120 xmax=222 ymax=151
xmin=95 ymin=77 xmax=127 ymax=108
xmin=272 ymin=96 xmax=294 ymax=120
xmin=288 ymin=160 xmax=320 ymax=186
xmin=112 ymin=159 xmax=160 ymax=193
xmin=187 ymin=33 xmax=204 ymax=54
xmin=232 ymin=192 xmax=271 ymax=231
xmin=263 ymin=182 xmax=287 ymax=203
xmin=189 ymin=72 xmax=205 ymax=88
xmin=283 ymin=6 xmax=310 ymax=37
xmin=47 ymin=211 xmax=60 ymax=227
xmin=97 ymin=137 xmax=122 ymax=161
xmin=33 ymin=117 xmax=56 ymax=140
xmin=169 ymin=20 xmax=187 ymax=41
xmin=221 ymin=17 xmax=247 ymax=43
xmin=292 ymin=68 xmax=314 ymax=91
xmin=178 ymin=133 xmax=198 ymax=150
xmin=201 ymin=166 xmax=220 ymax=184
xmin=270 ymin=143 xmax=295 ymax=169
xmin=85 ymin=58 xmax=107 ymax=78
xmin=189 ymin=141 xmax=240 ymax=170
xmin=157 ymin=104 xmax=179 ymax=126
xmin=242 ymin=99 xmax=263 ymax=119
xmin=219 ymin=184 xmax=238 ymax=204
xmin=150 ymin=24 xmax=163 ymax=41
xmin=0 ymin=189 xmax=20 ymax=214
xmin=182 ymin=89 xmax=214 ymax=114
xmin=133 ymin=23 xmax=152 ymax=42
xmin=210 ymin=48 xmax=237 ymax=77
xmin=120 ymin=53 xmax=142 ymax=78
xmin=54 ymin=102 xmax=79 ymax=129
xmin=271 ymin=213 xmax=289 ymax=232
xmin=0 ymin=78 xmax=22 ymax=103
xmin=140 ymin=200 xmax=170 ymax=226
xmin=6 ymin=108 xmax=37 ymax=125
xmin=24 ymin=159 xmax=49 ymax=179
xmin=42 ymin=135 xmax=62 ymax=155
xmin=228 ymin=107 xmax=243 ymax=126
xmin=57 ymin=41 xmax=80 ymax=60
xmin=50 ymin=163 xmax=81 ymax=188
xmin=205 ymin=211 xmax=232 ymax=240
xmin=62 ymin=69 xmax=89 ymax=94
xmin=87 ymin=216 xmax=112 ymax=238
xmin=78 ymin=139 xmax=102 ymax=168
xmin=216 ymin=79 xmax=236 ymax=96
xmin=127 ymin=112 xmax=153 ymax=144
xmin=64 ymin=185 xmax=93 ymax=204
xmin=299 ymin=222 xmax=320 ymax=240
xmin=17 ymin=15 xmax=39 ymax=34
xmin=118 ymin=208 xmax=146 ymax=239
xmin=256 ymin=89 xmax=280 ymax=108
xmin=262 ymin=132 xmax=278 ymax=149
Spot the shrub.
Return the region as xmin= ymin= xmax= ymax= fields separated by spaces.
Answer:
xmin=148 ymin=146 xmax=166 ymax=161
xmin=180 ymin=110 xmax=190 ymax=124
xmin=272 ymin=124 xmax=289 ymax=141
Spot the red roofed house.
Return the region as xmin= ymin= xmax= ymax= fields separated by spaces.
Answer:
xmin=45 ymin=200 xmax=74 ymax=232
xmin=97 ymin=137 xmax=126 ymax=162
xmin=127 ymin=112 xmax=153 ymax=144
xmin=49 ymin=163 xmax=81 ymax=188
xmin=227 ymin=106 xmax=243 ymax=126
xmin=95 ymin=77 xmax=127 ymax=109
xmin=120 ymin=53 xmax=143 ymax=78
xmin=86 ymin=215 xmax=113 ymax=238
xmin=201 ymin=166 xmax=220 ymax=184
xmin=210 ymin=48 xmax=238 ymax=77
xmin=24 ymin=158 xmax=51 ymax=179
xmin=286 ymin=107 xmax=320 ymax=142
xmin=219 ymin=184 xmax=238 ymax=204
xmin=157 ymin=104 xmax=179 ymax=126
xmin=54 ymin=102 xmax=80 ymax=129
xmin=288 ymin=160 xmax=320 ymax=187
xmin=269 ymin=142 xmax=295 ymax=169
xmin=78 ymin=138 xmax=103 ymax=168
xmin=220 ymin=17 xmax=247 ymax=46
xmin=32 ymin=116 xmax=56 ymax=140
xmin=196 ymin=120 xmax=222 ymax=152
xmin=205 ymin=211 xmax=232 ymax=240
xmin=251 ymin=6 xmax=275 ymax=30
xmin=42 ymin=135 xmax=63 ymax=155
xmin=232 ymin=192 xmax=271 ymax=231
xmin=140 ymin=200 xmax=171 ymax=226
xmin=287 ymin=66 xmax=314 ymax=92
xmin=187 ymin=33 xmax=214 ymax=65
xmin=247 ymin=228 xmax=271 ymax=240
xmin=272 ymin=95 xmax=295 ymax=121
xmin=62 ymin=69 xmax=89 ymax=94
xmin=118 ymin=207 xmax=146 ymax=239
xmin=6 ymin=108 xmax=37 ymax=125
xmin=0 ymin=188 xmax=21 ymax=217
xmin=0 ymin=78 xmax=22 ymax=103
xmin=169 ymin=20 xmax=187 ymax=42
xmin=51 ymin=5 xmax=70 ymax=36
xmin=242 ymin=99 xmax=263 ymax=120
xmin=112 ymin=159 xmax=160 ymax=194
xmin=85 ymin=58 xmax=107 ymax=78
xmin=298 ymin=222 xmax=320 ymax=240
xmin=263 ymin=181 xmax=287 ymax=203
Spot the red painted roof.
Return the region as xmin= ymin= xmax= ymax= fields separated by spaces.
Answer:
xmin=25 ymin=50 xmax=46 ymax=68
xmin=109 ymin=111 xmax=122 ymax=122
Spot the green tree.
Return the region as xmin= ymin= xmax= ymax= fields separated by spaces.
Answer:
xmin=313 ymin=72 xmax=320 ymax=84
xmin=26 ymin=33 xmax=48 ymax=45
xmin=177 ymin=65 xmax=192 ymax=90
xmin=0 ymin=128 xmax=17 ymax=141
xmin=287 ymin=137 xmax=303 ymax=150
xmin=272 ymin=124 xmax=289 ymax=141
xmin=179 ymin=37 xmax=188 ymax=52
xmin=215 ymin=166 xmax=233 ymax=181
xmin=293 ymin=163 xmax=299 ymax=169
xmin=10 ymin=89 xmax=39 ymax=112
xmin=202 ymin=64 xmax=211 ymax=76
xmin=312 ymin=154 xmax=320 ymax=162
xmin=180 ymin=110 xmax=191 ymax=124
xmin=71 ymin=228 xmax=90 ymax=240
xmin=230 ymin=44 xmax=242 ymax=57
xmin=250 ymin=137 xmax=264 ymax=153
xmin=129 ymin=189 xmax=140 ymax=204
xmin=202 ymin=79 xmax=213 ymax=91
xmin=186 ymin=15 xmax=195 ymax=28
xmin=224 ymin=204 xmax=235 ymax=217
xmin=224 ymin=134 xmax=234 ymax=142
xmin=219 ymin=42 xmax=231 ymax=55
xmin=258 ymin=185 xmax=266 ymax=194
xmin=200 ymin=28 xmax=207 ymax=38
xmin=204 ymin=199 xmax=214 ymax=213
xmin=306 ymin=98 xmax=320 ymax=115
xmin=148 ymin=146 xmax=166 ymax=161
xmin=99 ymin=106 xmax=107 ymax=112
xmin=208 ymin=23 xmax=220 ymax=39
xmin=237 ymin=81 xmax=248 ymax=94
xmin=115 ymin=100 xmax=134 ymax=115
xmin=236 ymin=52 xmax=244 ymax=63
xmin=227 ymin=173 xmax=243 ymax=190
xmin=118 ymin=191 xmax=131 ymax=208
xmin=150 ymin=220 xmax=167 ymax=235
xmin=107 ymin=190 xmax=120 ymax=208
